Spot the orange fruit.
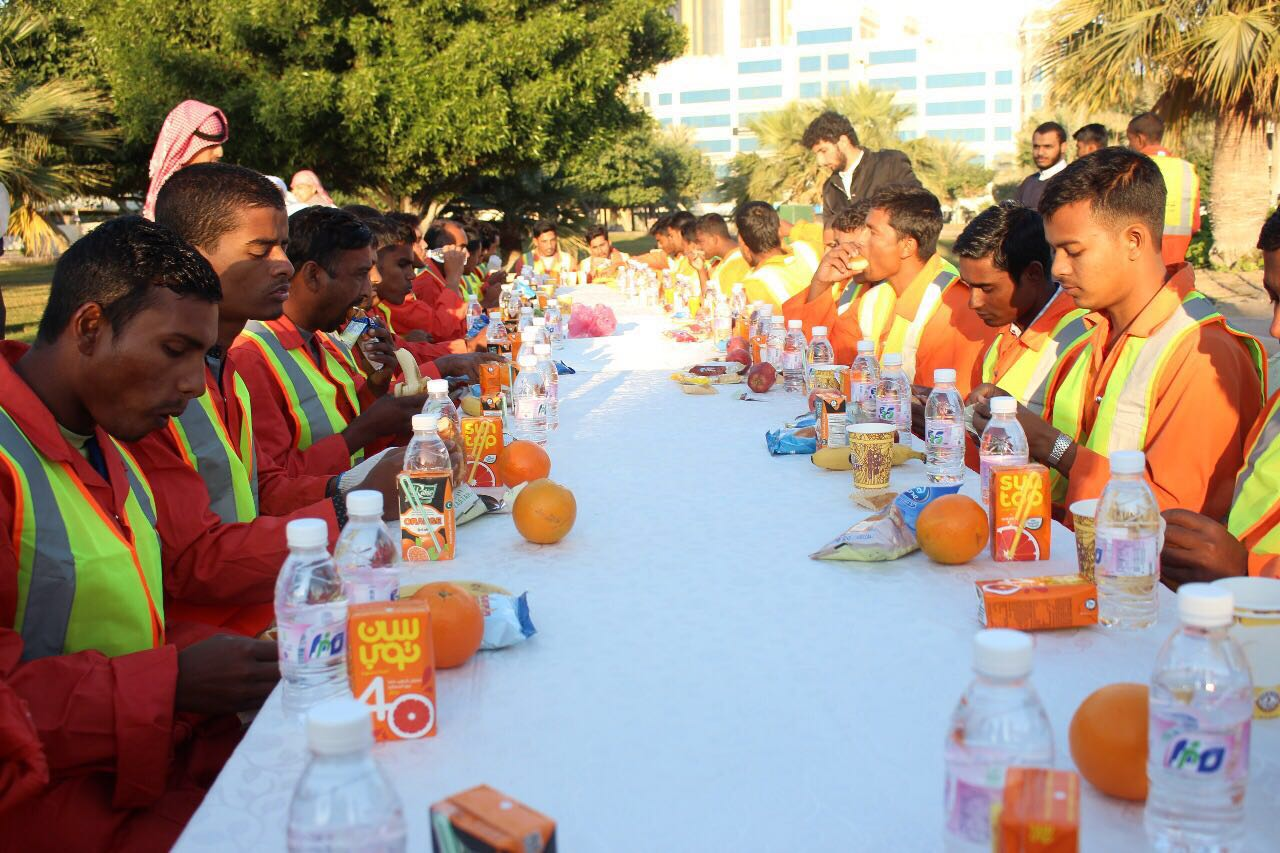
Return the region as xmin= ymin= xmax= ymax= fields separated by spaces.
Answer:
xmin=410 ymin=582 xmax=484 ymax=668
xmin=512 ymin=478 xmax=576 ymax=544
xmin=916 ymin=494 xmax=989 ymax=564
xmin=1069 ymin=683 xmax=1148 ymax=801
xmin=495 ymin=440 xmax=551 ymax=488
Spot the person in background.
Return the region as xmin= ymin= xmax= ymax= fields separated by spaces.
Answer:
xmin=954 ymin=202 xmax=1088 ymax=413
xmin=736 ymin=201 xmax=817 ymax=311
xmin=1160 ymin=210 xmax=1280 ymax=582
xmin=1126 ymin=111 xmax=1201 ymax=266
xmin=264 ymin=175 xmax=306 ymax=216
xmin=289 ymin=170 xmax=336 ymax=208
xmin=385 ymin=212 xmax=428 ymax=271
xmin=142 ymin=99 xmax=228 ymax=220
xmin=779 ymin=212 xmax=825 ymax=262
xmin=972 ymin=147 xmax=1264 ymax=517
xmin=1072 ymin=123 xmax=1108 ymax=158
xmin=408 ymin=218 xmax=473 ymax=348
xmin=526 ymin=220 xmax=577 ymax=277
xmin=693 ymin=213 xmax=751 ymax=298
xmin=0 ymin=217 xmax=277 ymax=848
xmin=583 ymin=225 xmax=628 ymax=282
xmin=1013 ymin=122 xmax=1068 ymax=210
xmin=802 ymin=110 xmax=921 ymax=243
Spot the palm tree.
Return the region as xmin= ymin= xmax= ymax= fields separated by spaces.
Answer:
xmin=1040 ymin=0 xmax=1280 ymax=265
xmin=1 ymin=6 xmax=116 ymax=256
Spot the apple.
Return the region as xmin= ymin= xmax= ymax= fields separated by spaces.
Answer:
xmin=727 ymin=335 xmax=750 ymax=353
xmin=746 ymin=362 xmax=776 ymax=392
xmin=726 ymin=347 xmax=752 ymax=369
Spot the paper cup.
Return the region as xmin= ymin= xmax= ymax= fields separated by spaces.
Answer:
xmin=849 ymin=423 xmax=895 ymax=494
xmin=1213 ymin=576 xmax=1280 ymax=719
xmin=1069 ymin=499 xmax=1098 ymax=584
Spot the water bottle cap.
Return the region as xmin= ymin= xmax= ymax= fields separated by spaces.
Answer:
xmin=1177 ymin=583 xmax=1235 ymax=628
xmin=518 ymin=353 xmax=537 ymax=368
xmin=811 ymin=325 xmax=827 ymax=337
xmin=286 ymin=518 xmax=328 ymax=550
xmin=882 ymin=352 xmax=902 ymax=366
xmin=934 ymin=368 xmax=957 ymax=383
xmin=771 ymin=316 xmax=785 ymax=325
xmin=787 ymin=319 xmax=802 ymax=329
xmin=411 ymin=413 xmax=437 ymax=432
xmin=972 ymin=628 xmax=1034 ymax=678
xmin=991 ymin=396 xmax=1017 ymax=415
xmin=532 ymin=316 xmax=545 ymax=326
xmin=857 ymin=339 xmax=875 ymax=353
xmin=426 ymin=379 xmax=448 ymax=394
xmin=306 ymin=697 xmax=374 ymax=756
xmin=1109 ymin=450 xmax=1145 ymax=475
xmin=344 ymin=489 xmax=382 ymax=517
xmin=534 ymin=343 xmax=551 ymax=355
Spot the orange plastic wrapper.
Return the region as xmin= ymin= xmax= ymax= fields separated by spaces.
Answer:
xmin=430 ymin=785 xmax=556 ymax=852
xmin=462 ymin=416 xmax=503 ymax=487
xmin=815 ymin=391 xmax=847 ymax=449
xmin=348 ymin=600 xmax=437 ymax=741
xmin=975 ymin=575 xmax=1098 ymax=630
xmin=990 ymin=465 xmax=1051 ymax=561
xmin=995 ymin=767 xmax=1080 ymax=852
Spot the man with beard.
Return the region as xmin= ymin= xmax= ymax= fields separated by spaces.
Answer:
xmin=1014 ymin=122 xmax=1068 ymax=210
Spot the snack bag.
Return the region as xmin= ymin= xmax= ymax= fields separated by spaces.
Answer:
xmin=348 ymin=600 xmax=436 ymax=741
xmin=431 ymin=785 xmax=556 ymax=853
xmin=811 ymin=485 xmax=961 ymax=561
xmin=461 ymin=416 xmax=503 ymax=487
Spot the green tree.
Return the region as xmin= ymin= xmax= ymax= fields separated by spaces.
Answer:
xmin=564 ymin=122 xmax=713 ymax=216
xmin=1041 ymin=0 xmax=1280 ymax=265
xmin=905 ymin=139 xmax=995 ymax=206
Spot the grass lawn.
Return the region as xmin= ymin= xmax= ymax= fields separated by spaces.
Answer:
xmin=1 ymin=261 xmax=55 ymax=343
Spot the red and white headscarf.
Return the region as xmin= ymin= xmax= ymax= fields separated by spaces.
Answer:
xmin=143 ymin=100 xmax=228 ymax=220
xmin=290 ymin=170 xmax=335 ymax=207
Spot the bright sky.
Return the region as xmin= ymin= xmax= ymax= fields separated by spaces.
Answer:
xmin=874 ymin=0 xmax=1057 ymax=37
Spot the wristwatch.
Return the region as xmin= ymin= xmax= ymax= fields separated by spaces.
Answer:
xmin=1046 ymin=432 xmax=1074 ymax=467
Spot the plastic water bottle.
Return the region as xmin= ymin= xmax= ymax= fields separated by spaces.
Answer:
xmin=925 ymin=368 xmax=965 ymax=485
xmin=730 ymin=284 xmax=748 ymax=332
xmin=979 ymin=397 xmax=1029 ymax=507
xmin=530 ymin=315 xmax=549 ymax=346
xmin=1094 ymin=449 xmax=1161 ymax=629
xmin=511 ymin=353 xmax=547 ymax=445
xmin=943 ymin=629 xmax=1054 ymax=852
xmin=275 ymin=519 xmax=349 ymax=716
xmin=518 ymin=306 xmax=534 ymax=334
xmin=534 ymin=342 xmax=559 ymax=430
xmin=544 ymin=300 xmax=563 ymax=346
xmin=849 ymin=339 xmax=881 ymax=424
xmin=1145 ymin=584 xmax=1252 ymax=851
xmin=766 ymin=316 xmax=786 ymax=372
xmin=781 ymin=320 xmax=808 ymax=392
xmin=466 ymin=295 xmax=483 ymax=321
xmin=486 ymin=309 xmax=510 ymax=357
xmin=287 ymin=698 xmax=407 ymax=852
xmin=333 ymin=491 xmax=399 ymax=603
xmin=875 ymin=353 xmax=912 ymax=444
xmin=754 ymin=303 xmax=773 ymax=338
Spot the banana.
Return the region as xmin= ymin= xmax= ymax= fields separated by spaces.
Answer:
xmin=811 ymin=446 xmax=853 ymax=470
xmin=460 ymin=395 xmax=484 ymax=417
xmin=393 ymin=348 xmax=427 ymax=397
xmin=892 ymin=444 xmax=925 ymax=466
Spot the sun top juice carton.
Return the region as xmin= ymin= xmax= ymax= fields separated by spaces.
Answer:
xmin=399 ymin=466 xmax=455 ymax=562
xmin=975 ymin=575 xmax=1099 ymax=630
xmin=462 ymin=416 xmax=503 ymax=487
xmin=990 ymin=464 xmax=1051 ymax=561
xmin=348 ymin=600 xmax=437 ymax=741
xmin=430 ymin=785 xmax=556 ymax=853
xmin=814 ymin=391 xmax=848 ymax=449
xmin=994 ymin=767 xmax=1080 ymax=852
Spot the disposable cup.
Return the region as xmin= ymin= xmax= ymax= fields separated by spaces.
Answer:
xmin=1069 ymin=499 xmax=1098 ymax=584
xmin=849 ymin=423 xmax=895 ymax=495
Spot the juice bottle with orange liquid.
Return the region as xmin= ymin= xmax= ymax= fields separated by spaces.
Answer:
xmin=399 ymin=414 xmax=454 ymax=561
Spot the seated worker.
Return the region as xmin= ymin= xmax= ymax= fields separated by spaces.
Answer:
xmin=526 ymin=219 xmax=577 ymax=278
xmin=0 ymin=217 xmax=278 ymax=849
xmin=385 ymin=211 xmax=428 ymax=271
xmin=408 ymin=218 xmax=471 ymax=346
xmin=583 ymin=225 xmax=629 ymax=283
xmin=736 ymin=202 xmax=819 ymax=312
xmin=1160 ymin=210 xmax=1280 ymax=582
xmin=971 ymin=147 xmax=1264 ymax=518
xmin=693 ymin=213 xmax=751 ymax=299
xmin=778 ymin=214 xmax=821 ymax=271
xmin=954 ymin=202 xmax=1088 ymax=414
xmin=636 ymin=212 xmax=698 ymax=279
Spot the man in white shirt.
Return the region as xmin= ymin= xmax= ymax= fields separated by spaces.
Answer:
xmin=1014 ymin=122 xmax=1068 ymax=211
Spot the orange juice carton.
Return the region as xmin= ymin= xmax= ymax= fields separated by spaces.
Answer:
xmin=750 ymin=333 xmax=768 ymax=364
xmin=430 ymin=785 xmax=556 ymax=852
xmin=348 ymin=600 xmax=437 ymax=741
xmin=995 ymin=767 xmax=1080 ymax=852
xmin=975 ymin=575 xmax=1098 ymax=630
xmin=814 ymin=391 xmax=848 ymax=448
xmin=990 ymin=464 xmax=1052 ymax=561
xmin=399 ymin=468 xmax=454 ymax=561
xmin=479 ymin=361 xmax=506 ymax=395
xmin=461 ymin=416 xmax=503 ymax=487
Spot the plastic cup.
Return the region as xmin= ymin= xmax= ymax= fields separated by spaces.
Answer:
xmin=849 ymin=423 xmax=895 ymax=495
xmin=1069 ymin=499 xmax=1098 ymax=584
xmin=1212 ymin=576 xmax=1280 ymax=719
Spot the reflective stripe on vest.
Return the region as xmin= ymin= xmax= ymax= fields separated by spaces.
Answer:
xmin=169 ymin=374 xmax=259 ymax=524
xmin=530 ymin=251 xmax=573 ymax=275
xmin=1152 ymin=154 xmax=1198 ymax=237
xmin=789 ymin=240 xmax=819 ymax=272
xmin=981 ymin=311 xmax=1090 ymax=416
xmin=748 ymin=262 xmax=802 ymax=308
xmin=855 ymin=282 xmax=897 ymax=348
xmin=0 ymin=407 xmax=163 ymax=661
xmin=238 ymin=322 xmax=363 ymax=461
xmin=884 ymin=268 xmax=958 ymax=384
xmin=1228 ymin=392 xmax=1280 ymax=555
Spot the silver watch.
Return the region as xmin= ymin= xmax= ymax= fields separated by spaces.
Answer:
xmin=1046 ymin=432 xmax=1073 ymax=467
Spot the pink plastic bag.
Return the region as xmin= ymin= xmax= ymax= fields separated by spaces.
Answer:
xmin=567 ymin=304 xmax=618 ymax=338
xmin=592 ymin=305 xmax=617 ymax=337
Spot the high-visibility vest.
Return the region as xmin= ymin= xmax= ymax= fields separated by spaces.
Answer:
xmin=743 ymin=253 xmax=813 ymax=310
xmin=788 ymin=239 xmax=820 ymax=273
xmin=0 ymin=404 xmax=164 ymax=660
xmin=882 ymin=265 xmax=962 ymax=384
xmin=1151 ymin=152 xmax=1199 ymax=238
xmin=529 ymin=251 xmax=574 ymax=276
xmin=1228 ymin=390 xmax=1280 ymax=562
xmin=981 ymin=309 xmax=1090 ymax=416
xmin=852 ymin=282 xmax=897 ymax=354
xmin=710 ymin=249 xmax=751 ymax=297
xmin=167 ymin=371 xmax=259 ymax=524
xmin=237 ymin=321 xmax=364 ymax=463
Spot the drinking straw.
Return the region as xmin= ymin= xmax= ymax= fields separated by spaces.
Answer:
xmin=399 ymin=472 xmax=445 ymax=556
xmin=467 ymin=419 xmax=494 ymax=485
xmin=1005 ymin=474 xmax=1037 ymax=559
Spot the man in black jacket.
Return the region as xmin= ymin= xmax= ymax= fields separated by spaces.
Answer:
xmin=802 ymin=111 xmax=921 ymax=242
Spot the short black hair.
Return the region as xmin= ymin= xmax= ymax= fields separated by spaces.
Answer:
xmin=1128 ymin=111 xmax=1164 ymax=142
xmin=694 ymin=213 xmax=731 ymax=241
xmin=287 ymin=207 xmax=374 ymax=275
xmin=37 ymin=216 xmax=221 ymax=344
xmin=734 ymin=202 xmax=782 ymax=254
xmin=868 ymin=186 xmax=943 ymax=259
xmin=477 ymin=222 xmax=500 ymax=251
xmin=1033 ymin=122 xmax=1067 ymax=144
xmin=1039 ymin=146 xmax=1166 ymax=241
xmin=648 ymin=213 xmax=672 ymax=237
xmin=360 ymin=216 xmax=402 ymax=252
xmin=1258 ymin=210 xmax=1280 ymax=252
xmin=1073 ymin=123 xmax=1108 ymax=147
xmin=385 ymin=211 xmax=422 ymax=236
xmin=666 ymin=211 xmax=696 ymax=236
xmin=954 ymin=202 xmax=1053 ymax=286
xmin=342 ymin=204 xmax=382 ymax=220
xmin=379 ymin=215 xmax=417 ymax=249
xmin=584 ymin=225 xmax=609 ymax=244
xmin=154 ymin=163 xmax=283 ymax=251
xmin=830 ymin=199 xmax=873 ymax=233
xmin=802 ymin=111 xmax=859 ymax=149
xmin=425 ymin=219 xmax=462 ymax=250
xmin=531 ymin=219 xmax=557 ymax=239
xmin=680 ymin=219 xmax=698 ymax=244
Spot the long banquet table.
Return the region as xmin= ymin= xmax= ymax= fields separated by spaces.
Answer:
xmin=176 ymin=286 xmax=1280 ymax=851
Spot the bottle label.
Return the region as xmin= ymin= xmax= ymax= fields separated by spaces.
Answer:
xmin=877 ymin=401 xmax=899 ymax=423
xmin=277 ymin=606 xmax=347 ymax=666
xmin=979 ymin=454 xmax=1028 ymax=504
xmin=1151 ymin=712 xmax=1250 ymax=783
xmin=398 ymin=472 xmax=455 ymax=561
xmin=925 ymin=423 xmax=962 ymax=448
xmin=1096 ymin=533 xmax=1158 ymax=578
xmin=343 ymin=575 xmax=401 ymax=605
xmin=944 ymin=772 xmax=1001 ymax=845
xmin=782 ymin=351 xmax=802 ymax=370
xmin=515 ymin=396 xmax=545 ymax=421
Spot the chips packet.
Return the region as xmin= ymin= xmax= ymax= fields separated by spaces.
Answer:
xmin=450 ymin=582 xmax=538 ymax=650
xmin=766 ymin=412 xmax=819 ymax=455
xmin=811 ymin=485 xmax=962 ymax=561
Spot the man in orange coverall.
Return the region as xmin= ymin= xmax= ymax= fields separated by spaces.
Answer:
xmin=0 ymin=217 xmax=278 ymax=851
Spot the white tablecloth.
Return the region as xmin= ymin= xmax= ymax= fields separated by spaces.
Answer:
xmin=176 ymin=287 xmax=1280 ymax=852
